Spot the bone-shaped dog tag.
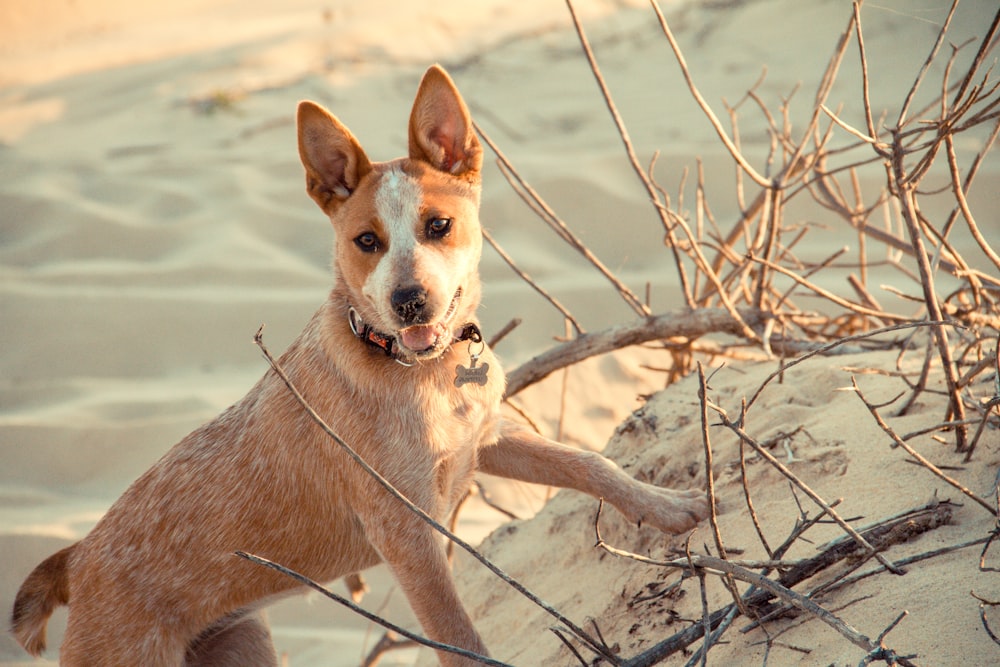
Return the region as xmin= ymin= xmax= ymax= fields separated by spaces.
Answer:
xmin=455 ymin=356 xmax=489 ymax=387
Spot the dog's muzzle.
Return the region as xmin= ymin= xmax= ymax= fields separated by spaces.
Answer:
xmin=396 ymin=287 xmax=463 ymax=354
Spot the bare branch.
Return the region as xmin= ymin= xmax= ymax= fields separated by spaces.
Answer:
xmin=851 ymin=376 xmax=995 ymax=514
xmin=566 ymin=0 xmax=695 ymax=308
xmin=648 ymin=0 xmax=771 ymax=188
xmin=235 ymin=552 xmax=511 ymax=667
xmin=476 ymin=123 xmax=650 ymax=318
xmin=482 ymin=227 xmax=583 ymax=334
xmin=505 ymin=307 xmax=767 ymax=398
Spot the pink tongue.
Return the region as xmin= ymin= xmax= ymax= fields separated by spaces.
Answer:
xmin=400 ymin=324 xmax=440 ymax=351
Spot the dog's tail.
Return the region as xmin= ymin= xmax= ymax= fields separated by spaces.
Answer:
xmin=11 ymin=544 xmax=74 ymax=656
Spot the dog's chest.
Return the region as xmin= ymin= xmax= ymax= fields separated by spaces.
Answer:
xmin=429 ymin=397 xmax=495 ymax=516
xmin=426 ymin=373 xmax=499 ymax=459
xmin=420 ymin=356 xmax=502 ymax=512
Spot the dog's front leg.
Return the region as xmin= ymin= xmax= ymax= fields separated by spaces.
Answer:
xmin=357 ymin=492 xmax=488 ymax=666
xmin=480 ymin=421 xmax=707 ymax=534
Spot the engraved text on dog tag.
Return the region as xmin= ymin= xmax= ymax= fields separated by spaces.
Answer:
xmin=455 ymin=355 xmax=489 ymax=387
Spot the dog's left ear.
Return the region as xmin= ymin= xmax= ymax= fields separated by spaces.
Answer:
xmin=298 ymin=101 xmax=373 ymax=216
xmin=408 ymin=65 xmax=482 ymax=179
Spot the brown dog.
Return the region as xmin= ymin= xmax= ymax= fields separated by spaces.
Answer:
xmin=11 ymin=65 xmax=707 ymax=666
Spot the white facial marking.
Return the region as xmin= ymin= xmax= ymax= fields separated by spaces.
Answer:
xmin=375 ymin=167 xmax=421 ymax=257
xmin=364 ymin=167 xmax=422 ymax=323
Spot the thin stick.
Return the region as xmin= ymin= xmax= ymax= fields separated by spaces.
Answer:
xmin=826 ymin=535 xmax=989 ymax=595
xmin=482 ymin=227 xmax=582 ymax=334
xmin=740 ymin=437 xmax=773 ymax=558
xmin=686 ymin=534 xmax=712 ymax=667
xmin=486 ymin=317 xmax=522 ymax=350
xmin=965 ymin=394 xmax=1000 ymax=464
xmin=747 ymin=252 xmax=910 ymax=322
xmin=852 ymin=3 xmax=879 ymax=144
xmin=851 ymin=377 xmax=994 ymax=514
xmin=714 ymin=402 xmax=903 ymax=574
xmin=648 ymin=0 xmax=771 ymax=188
xmin=685 ymin=606 xmax=740 ymax=667
xmin=654 ymin=200 xmax=761 ymax=342
xmin=776 ymin=6 xmax=860 ymax=187
xmin=473 ymin=480 xmax=520 ymax=521
xmin=896 ymin=0 xmax=961 ymax=127
xmin=235 ymin=552 xmax=511 ymax=667
xmin=746 ymin=321 xmax=953 ymax=412
xmin=820 ymin=104 xmax=880 ymax=146
xmin=697 ymin=364 xmax=743 ymax=613
xmin=565 ymin=0 xmax=694 ymax=308
xmin=947 ymin=6 xmax=1000 ymax=113
xmin=252 ymin=326 xmax=616 ymax=663
xmin=477 ymin=123 xmax=649 ymax=317
xmin=942 ymin=115 xmax=1000 ymax=286
xmin=612 ymin=502 xmax=947 ymax=666
xmin=944 ymin=134 xmax=1000 ymax=273
xmin=974 ymin=592 xmax=1000 ymax=647
xmin=890 ymin=138 xmax=968 ymax=449
xmin=551 ymin=628 xmax=590 ymax=667
xmin=361 ymin=631 xmax=415 ymax=667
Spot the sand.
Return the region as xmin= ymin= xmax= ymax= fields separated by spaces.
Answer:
xmin=2 ymin=0 xmax=998 ymax=665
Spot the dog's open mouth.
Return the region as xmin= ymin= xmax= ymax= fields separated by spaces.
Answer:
xmin=399 ymin=323 xmax=445 ymax=352
xmin=397 ymin=288 xmax=462 ymax=355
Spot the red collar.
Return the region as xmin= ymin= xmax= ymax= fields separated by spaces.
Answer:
xmin=347 ymin=307 xmax=482 ymax=365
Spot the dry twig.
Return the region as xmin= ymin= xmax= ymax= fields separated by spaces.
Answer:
xmin=235 ymin=552 xmax=509 ymax=667
xmin=851 ymin=376 xmax=995 ymax=515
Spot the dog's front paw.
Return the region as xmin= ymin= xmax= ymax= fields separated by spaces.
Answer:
xmin=623 ymin=485 xmax=708 ymax=534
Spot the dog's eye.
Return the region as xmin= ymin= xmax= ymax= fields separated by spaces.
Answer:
xmin=354 ymin=232 xmax=380 ymax=253
xmin=426 ymin=217 xmax=452 ymax=239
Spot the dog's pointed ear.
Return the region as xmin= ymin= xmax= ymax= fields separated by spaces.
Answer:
xmin=408 ymin=65 xmax=482 ymax=179
xmin=297 ymin=101 xmax=373 ymax=216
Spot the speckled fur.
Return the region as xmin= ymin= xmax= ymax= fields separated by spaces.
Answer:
xmin=11 ymin=66 xmax=706 ymax=667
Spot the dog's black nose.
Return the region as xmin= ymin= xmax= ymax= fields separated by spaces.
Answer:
xmin=391 ymin=286 xmax=428 ymax=323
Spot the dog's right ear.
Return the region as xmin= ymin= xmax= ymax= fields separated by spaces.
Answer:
xmin=408 ymin=65 xmax=482 ymax=180
xmin=297 ymin=101 xmax=373 ymax=216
